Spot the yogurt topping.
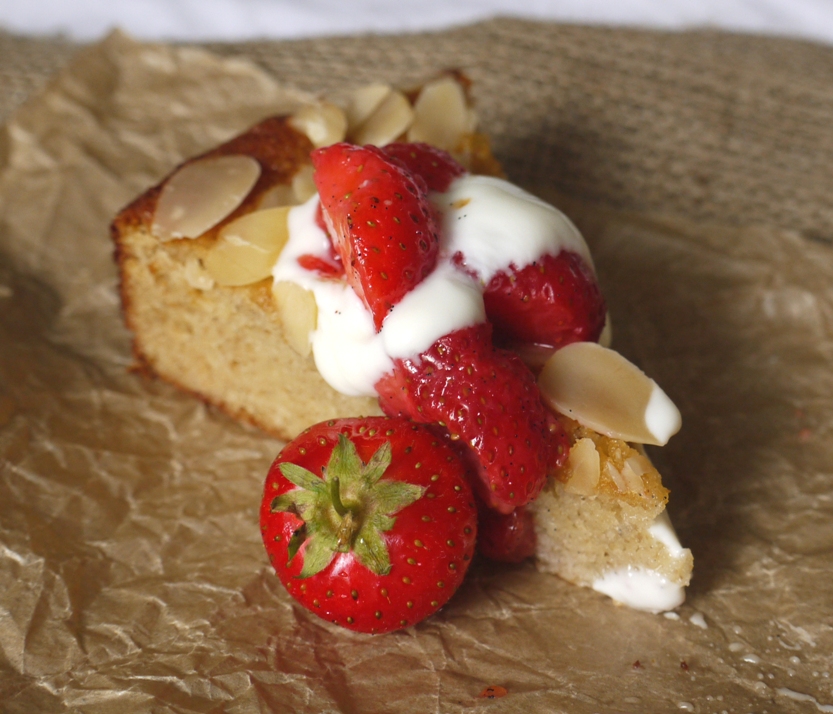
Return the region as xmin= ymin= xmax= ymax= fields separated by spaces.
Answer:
xmin=648 ymin=510 xmax=686 ymax=558
xmin=592 ymin=566 xmax=686 ymax=613
xmin=272 ymin=169 xmax=688 ymax=613
xmin=645 ymin=384 xmax=683 ymax=446
xmin=435 ymin=175 xmax=595 ymax=282
xmin=275 ymin=196 xmax=390 ymax=396
xmin=274 ymin=174 xmax=593 ymax=395
xmin=381 ymin=260 xmax=485 ymax=360
xmin=592 ymin=512 xmax=688 ymax=612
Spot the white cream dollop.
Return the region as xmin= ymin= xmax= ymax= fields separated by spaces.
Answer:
xmin=592 ymin=512 xmax=688 ymax=612
xmin=648 ymin=511 xmax=686 ymax=558
xmin=276 ymin=175 xmax=596 ymax=396
xmin=381 ymin=261 xmax=485 ymax=359
xmin=645 ymin=385 xmax=684 ymax=446
xmin=592 ymin=567 xmax=686 ymax=613
xmin=274 ymin=195 xmax=390 ymax=396
xmin=434 ymin=175 xmax=595 ymax=282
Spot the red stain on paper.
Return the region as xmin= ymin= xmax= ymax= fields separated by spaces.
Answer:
xmin=479 ymin=685 xmax=508 ymax=699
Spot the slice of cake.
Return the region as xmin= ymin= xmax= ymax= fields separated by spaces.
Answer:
xmin=111 ymin=75 xmax=692 ymax=611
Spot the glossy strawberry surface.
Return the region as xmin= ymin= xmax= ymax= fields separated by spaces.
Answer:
xmin=312 ymin=143 xmax=440 ymax=330
xmin=483 ymin=250 xmax=606 ymax=351
xmin=476 ymin=503 xmax=537 ymax=563
xmin=382 ymin=142 xmax=466 ymax=192
xmin=260 ymin=417 xmax=477 ymax=634
xmin=375 ymin=324 xmax=570 ymax=514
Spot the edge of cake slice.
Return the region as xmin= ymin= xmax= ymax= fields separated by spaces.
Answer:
xmin=112 ymin=116 xmax=382 ymax=440
xmin=531 ymin=417 xmax=693 ymax=611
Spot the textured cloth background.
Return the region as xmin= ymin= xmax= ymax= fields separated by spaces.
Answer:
xmin=1 ymin=0 xmax=832 ymax=44
xmin=2 ymin=20 xmax=833 ymax=235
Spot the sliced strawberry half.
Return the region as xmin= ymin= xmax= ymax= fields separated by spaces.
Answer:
xmin=482 ymin=250 xmax=606 ymax=353
xmin=382 ymin=142 xmax=466 ymax=193
xmin=476 ymin=502 xmax=537 ymax=563
xmin=375 ymin=323 xmax=570 ymax=514
xmin=312 ymin=143 xmax=441 ymax=330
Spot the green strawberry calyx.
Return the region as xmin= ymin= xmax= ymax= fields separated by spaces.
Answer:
xmin=271 ymin=433 xmax=425 ymax=578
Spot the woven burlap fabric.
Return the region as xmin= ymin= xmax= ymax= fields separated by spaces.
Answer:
xmin=3 ymin=20 xmax=832 ymax=235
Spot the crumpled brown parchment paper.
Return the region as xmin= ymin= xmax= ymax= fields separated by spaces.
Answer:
xmin=1 ymin=28 xmax=832 ymax=714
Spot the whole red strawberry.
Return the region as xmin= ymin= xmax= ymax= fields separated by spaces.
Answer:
xmin=375 ymin=323 xmax=570 ymax=514
xmin=260 ymin=417 xmax=477 ymax=634
xmin=483 ymin=251 xmax=606 ymax=352
xmin=312 ymin=143 xmax=440 ymax=330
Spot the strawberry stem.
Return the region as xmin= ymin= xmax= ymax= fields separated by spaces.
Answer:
xmin=336 ymin=511 xmax=357 ymax=552
xmin=273 ymin=433 xmax=425 ymax=577
xmin=331 ymin=476 xmax=360 ymax=551
xmin=330 ymin=476 xmax=348 ymax=517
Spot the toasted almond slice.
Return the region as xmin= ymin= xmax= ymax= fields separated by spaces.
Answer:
xmin=292 ymin=164 xmax=317 ymax=203
xmin=258 ymin=183 xmax=297 ymax=210
xmin=407 ymin=76 xmax=475 ymax=151
xmin=626 ymin=454 xmax=651 ymax=477
xmin=345 ymin=83 xmax=392 ymax=133
xmin=563 ymin=437 xmax=601 ymax=496
xmin=538 ymin=342 xmax=681 ymax=446
xmin=203 ymin=206 xmax=291 ymax=286
xmin=617 ymin=459 xmax=646 ymax=493
xmin=289 ymin=101 xmax=347 ymax=148
xmin=351 ymin=90 xmax=414 ymax=147
xmin=605 ymin=461 xmax=628 ymax=493
xmin=153 ymin=155 xmax=261 ymax=242
xmin=273 ymin=280 xmax=317 ymax=356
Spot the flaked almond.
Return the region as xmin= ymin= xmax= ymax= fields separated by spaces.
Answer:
xmin=351 ymin=89 xmax=414 ymax=147
xmin=292 ymin=164 xmax=317 ymax=203
xmin=258 ymin=183 xmax=297 ymax=210
xmin=538 ymin=342 xmax=681 ymax=446
xmin=626 ymin=453 xmax=651 ymax=477
xmin=203 ymin=206 xmax=291 ymax=286
xmin=621 ymin=455 xmax=650 ymax=492
xmin=605 ymin=461 xmax=629 ymax=493
xmin=289 ymin=101 xmax=347 ymax=148
xmin=153 ymin=155 xmax=261 ymax=242
xmin=273 ymin=280 xmax=317 ymax=356
xmin=563 ymin=437 xmax=601 ymax=496
xmin=407 ymin=76 xmax=476 ymax=151
xmin=345 ymin=83 xmax=392 ymax=133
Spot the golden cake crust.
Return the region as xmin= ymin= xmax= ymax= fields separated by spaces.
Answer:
xmin=112 ymin=116 xmax=381 ymax=439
